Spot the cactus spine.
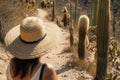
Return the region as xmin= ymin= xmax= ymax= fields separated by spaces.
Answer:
xmin=52 ymin=0 xmax=55 ymax=21
xmin=95 ymin=0 xmax=111 ymax=80
xmin=78 ymin=15 xmax=89 ymax=59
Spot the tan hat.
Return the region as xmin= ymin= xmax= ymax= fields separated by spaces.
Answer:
xmin=5 ymin=17 xmax=61 ymax=59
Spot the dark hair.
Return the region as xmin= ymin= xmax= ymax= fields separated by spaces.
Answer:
xmin=12 ymin=57 xmax=39 ymax=79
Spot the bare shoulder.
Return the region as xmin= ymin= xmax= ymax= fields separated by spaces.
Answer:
xmin=43 ymin=63 xmax=57 ymax=80
xmin=45 ymin=63 xmax=54 ymax=70
xmin=45 ymin=63 xmax=56 ymax=75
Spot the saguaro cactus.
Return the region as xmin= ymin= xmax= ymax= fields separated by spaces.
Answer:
xmin=46 ymin=0 xmax=51 ymax=8
xmin=62 ymin=7 xmax=70 ymax=27
xmin=93 ymin=0 xmax=98 ymax=26
xmin=95 ymin=0 xmax=111 ymax=80
xmin=69 ymin=2 xmax=72 ymax=23
xmin=31 ymin=0 xmax=36 ymax=7
xmin=112 ymin=0 xmax=117 ymax=37
xmin=41 ymin=0 xmax=47 ymax=8
xmin=78 ymin=15 xmax=89 ymax=59
xmin=90 ymin=0 xmax=97 ymax=26
xmin=112 ymin=16 xmax=116 ymax=37
xmin=52 ymin=0 xmax=55 ymax=21
xmin=74 ymin=0 xmax=78 ymax=26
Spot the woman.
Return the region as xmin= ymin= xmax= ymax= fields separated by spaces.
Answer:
xmin=5 ymin=17 xmax=60 ymax=80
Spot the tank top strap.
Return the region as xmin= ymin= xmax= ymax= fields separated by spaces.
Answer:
xmin=31 ymin=64 xmax=46 ymax=80
xmin=39 ymin=64 xmax=46 ymax=80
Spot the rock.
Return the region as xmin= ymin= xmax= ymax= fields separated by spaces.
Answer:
xmin=46 ymin=56 xmax=50 ymax=59
xmin=58 ymin=55 xmax=61 ymax=58
xmin=61 ymin=74 xmax=67 ymax=77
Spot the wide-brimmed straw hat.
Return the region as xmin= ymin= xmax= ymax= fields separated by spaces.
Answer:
xmin=5 ymin=17 xmax=61 ymax=59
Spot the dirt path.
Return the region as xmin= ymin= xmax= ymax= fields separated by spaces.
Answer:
xmin=32 ymin=9 xmax=94 ymax=80
xmin=0 ymin=9 xmax=93 ymax=80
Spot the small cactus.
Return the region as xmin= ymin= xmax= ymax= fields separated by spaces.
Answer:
xmin=93 ymin=0 xmax=98 ymax=26
xmin=69 ymin=2 xmax=72 ymax=23
xmin=46 ymin=0 xmax=51 ymax=8
xmin=69 ymin=24 xmax=74 ymax=47
xmin=74 ymin=0 xmax=78 ymax=26
xmin=62 ymin=7 xmax=70 ymax=28
xmin=78 ymin=15 xmax=89 ymax=59
xmin=52 ymin=0 xmax=55 ymax=21
xmin=41 ymin=0 xmax=47 ymax=8
xmin=112 ymin=15 xmax=116 ymax=37
xmin=31 ymin=0 xmax=36 ymax=7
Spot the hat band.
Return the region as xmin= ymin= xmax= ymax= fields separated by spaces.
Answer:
xmin=20 ymin=33 xmax=47 ymax=44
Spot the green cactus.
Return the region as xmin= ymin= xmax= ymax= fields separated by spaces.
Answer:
xmin=93 ymin=0 xmax=98 ymax=26
xmin=78 ymin=15 xmax=89 ymax=59
xmin=74 ymin=0 xmax=78 ymax=26
xmin=41 ymin=0 xmax=47 ymax=8
xmin=31 ymin=0 xmax=36 ymax=7
xmin=69 ymin=25 xmax=74 ymax=47
xmin=62 ymin=7 xmax=70 ymax=27
xmin=52 ymin=0 xmax=55 ymax=21
xmin=94 ymin=0 xmax=111 ymax=80
xmin=89 ymin=1 xmax=93 ymax=26
xmin=90 ymin=0 xmax=97 ymax=26
xmin=69 ymin=2 xmax=72 ymax=23
xmin=112 ymin=0 xmax=116 ymax=37
xmin=112 ymin=16 xmax=115 ymax=37
xmin=46 ymin=0 xmax=51 ymax=8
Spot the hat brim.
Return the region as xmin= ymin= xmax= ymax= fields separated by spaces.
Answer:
xmin=5 ymin=22 xmax=62 ymax=59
